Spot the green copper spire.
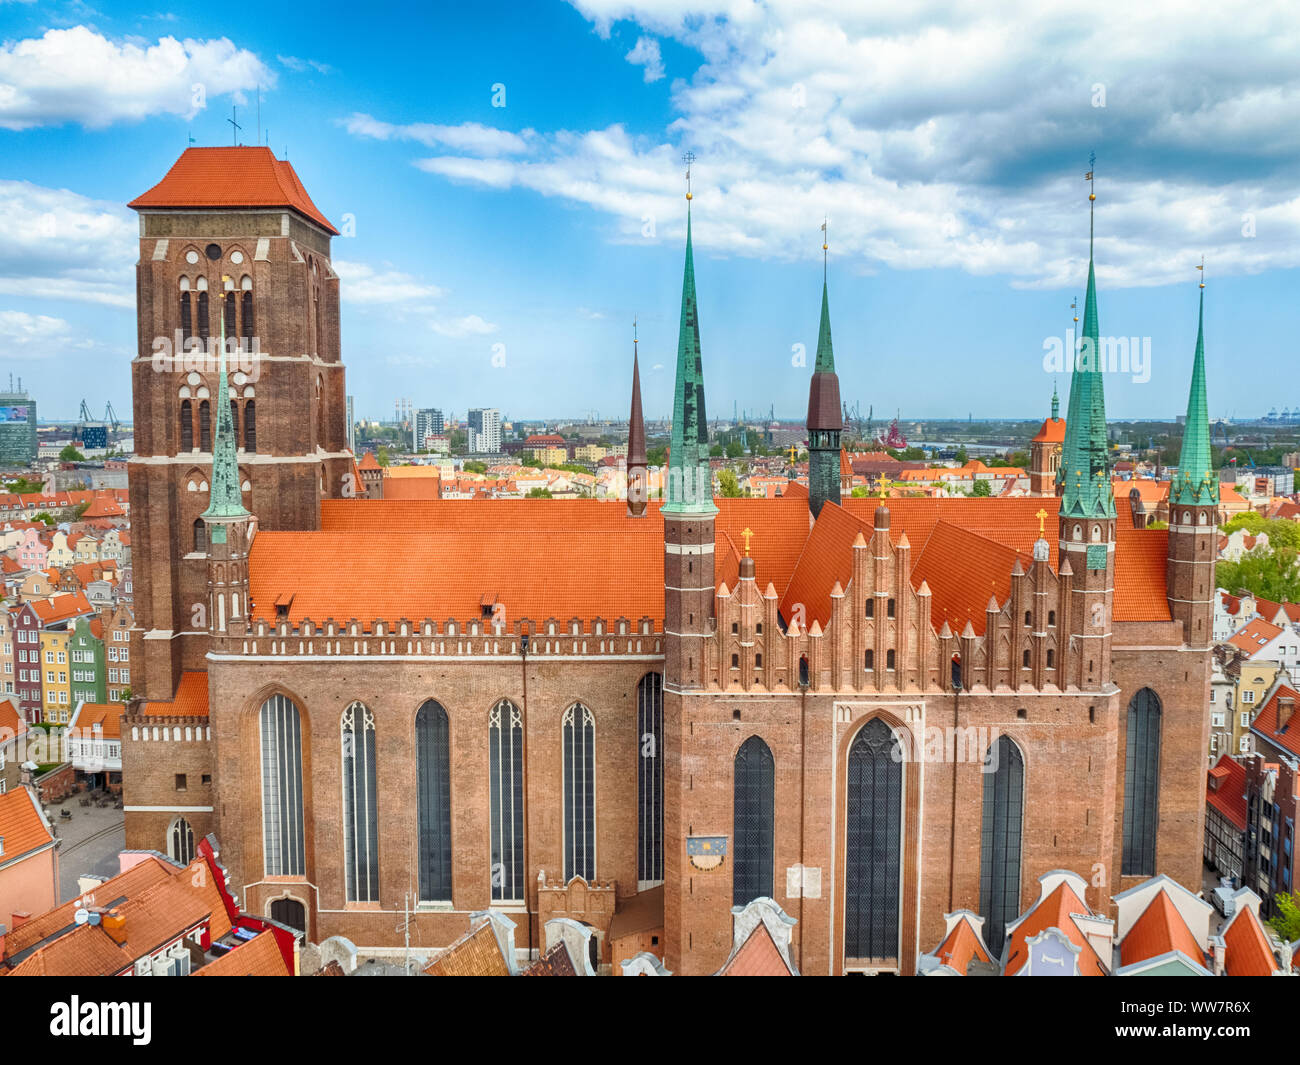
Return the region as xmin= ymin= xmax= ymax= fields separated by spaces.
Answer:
xmin=1051 ymin=381 xmax=1059 ymax=420
xmin=1171 ymin=275 xmax=1218 ymax=507
xmin=815 ymin=279 xmax=835 ymax=373
xmin=202 ymin=291 xmax=249 ymax=522
xmin=664 ymin=203 xmax=716 ymax=515
xmin=1059 ymin=175 xmax=1115 ymax=520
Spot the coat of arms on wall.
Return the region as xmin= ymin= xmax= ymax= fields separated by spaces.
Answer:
xmin=686 ymin=836 xmax=727 ymax=871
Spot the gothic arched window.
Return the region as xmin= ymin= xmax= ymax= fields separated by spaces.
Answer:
xmin=197 ymin=289 xmax=210 ymax=341
xmin=199 ymin=400 xmax=211 ymax=451
xmin=733 ymin=735 xmax=774 ymax=906
xmin=637 ymin=672 xmax=663 ymax=887
xmin=489 ymin=699 xmax=524 ymax=902
xmin=1122 ymin=688 xmax=1162 ymax=876
xmin=192 ymin=518 xmax=206 ymax=554
xmin=260 ymin=693 xmax=305 ymax=877
xmin=341 ymin=702 xmax=378 ymax=902
xmin=240 ymin=276 xmax=254 ymax=341
xmin=844 ymin=717 xmax=903 ymax=961
xmin=563 ymin=703 xmax=596 ymax=882
xmin=244 ymin=400 xmax=256 ymax=452
xmin=180 ymin=399 xmax=193 ymax=451
xmin=179 ymin=285 xmax=192 ymax=342
xmin=169 ymin=815 xmax=195 ymax=865
xmin=416 ymin=699 xmax=452 ymax=901
xmin=979 ymin=735 xmax=1024 ymax=953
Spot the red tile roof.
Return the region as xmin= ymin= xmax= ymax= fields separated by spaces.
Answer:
xmin=129 ymin=147 xmax=338 ymax=234
xmin=0 ymin=786 xmax=54 ymax=867
xmin=1119 ymin=889 xmax=1205 ymax=968
xmin=1003 ymin=880 xmax=1107 ymax=977
xmin=0 ymin=697 xmax=26 ymax=741
xmin=1228 ymin=617 xmax=1284 ymax=655
xmin=358 ymin=451 xmax=380 ymax=471
xmin=424 ymin=920 xmax=512 ymax=976
xmin=521 ymin=941 xmax=578 ymax=976
xmin=142 ymin=671 xmax=209 ymax=719
xmin=6 ymin=922 xmax=131 ymax=977
xmin=932 ymin=915 xmax=992 ymax=975
xmin=1251 ymin=683 xmax=1300 ymax=759
xmin=1032 ymin=417 xmax=1067 ymax=444
xmin=1222 ymin=905 xmax=1279 ymax=977
xmin=71 ymin=701 xmax=125 ymax=740
xmin=194 ymin=929 xmax=290 ymax=976
xmin=29 ymin=592 xmax=94 ymax=626
xmin=1206 ymin=755 xmax=1248 ymax=831
xmin=716 ymin=920 xmax=794 ymax=976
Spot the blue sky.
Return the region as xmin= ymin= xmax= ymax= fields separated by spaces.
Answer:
xmin=2 ymin=0 xmax=1299 ymax=424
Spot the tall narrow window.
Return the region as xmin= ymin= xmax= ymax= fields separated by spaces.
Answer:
xmin=637 ymin=672 xmax=663 ymax=887
xmin=199 ymin=400 xmax=211 ymax=451
xmin=341 ymin=702 xmax=378 ymax=902
xmin=416 ymin=699 xmax=452 ymax=901
xmin=979 ymin=735 xmax=1024 ymax=953
xmin=197 ymin=290 xmax=210 ymax=341
xmin=169 ymin=816 xmax=195 ymax=865
xmin=260 ymin=693 xmax=305 ymax=877
xmin=844 ymin=717 xmax=903 ymax=961
xmin=244 ymin=400 xmax=256 ymax=452
xmin=733 ymin=735 xmax=774 ymax=906
xmin=563 ymin=703 xmax=596 ymax=881
xmin=240 ymin=278 xmax=254 ymax=341
xmin=1122 ymin=688 xmax=1162 ymax=876
xmin=192 ymin=518 xmax=206 ymax=554
xmin=179 ymin=290 xmax=192 ymax=342
xmin=223 ymin=291 xmax=236 ymax=337
xmin=180 ymin=399 xmax=193 ymax=451
xmin=489 ymin=699 xmax=524 ymax=902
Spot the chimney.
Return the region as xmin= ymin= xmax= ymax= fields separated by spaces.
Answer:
xmin=1279 ymin=694 xmax=1295 ymax=732
xmin=10 ymin=910 xmax=30 ymax=929
xmin=102 ymin=908 xmax=127 ymax=945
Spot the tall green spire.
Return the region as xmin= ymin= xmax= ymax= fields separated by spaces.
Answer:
xmin=1051 ymin=381 xmax=1059 ymax=420
xmin=1171 ymin=275 xmax=1218 ymax=507
xmin=202 ymin=290 xmax=249 ymax=523
xmin=1059 ymin=178 xmax=1116 ymax=519
xmin=815 ymin=278 xmax=835 ymax=373
xmin=664 ymin=203 xmax=716 ymax=515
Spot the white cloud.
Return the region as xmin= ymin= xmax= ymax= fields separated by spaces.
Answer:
xmin=377 ymin=1 xmax=1300 ymax=288
xmin=0 ymin=311 xmax=75 ymax=355
xmin=430 ymin=314 xmax=497 ymax=338
xmin=278 ymin=54 xmax=332 ymax=75
xmin=332 ymin=260 xmax=445 ymax=306
xmin=0 ymin=180 xmax=136 ymax=308
xmin=625 ymin=36 xmax=664 ymax=82
xmin=341 ymin=113 xmax=531 ymax=156
xmin=0 ymin=27 xmax=273 ymax=130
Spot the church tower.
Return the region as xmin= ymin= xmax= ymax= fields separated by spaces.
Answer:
xmin=1029 ymin=385 xmax=1065 ymax=496
xmin=1057 ymin=174 xmax=1116 ymax=691
xmin=1165 ymin=270 xmax=1219 ymax=648
xmin=662 ymin=169 xmax=717 ymax=974
xmin=126 ymin=147 xmax=352 ymax=700
xmin=627 ymin=324 xmax=648 ymax=518
xmin=806 ymin=232 xmax=843 ymax=519
xmin=202 ymin=317 xmax=253 ymax=646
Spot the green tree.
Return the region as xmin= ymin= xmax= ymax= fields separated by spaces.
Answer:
xmin=850 ymin=486 xmax=870 ymax=498
xmin=33 ymin=511 xmax=55 ymax=526
xmin=955 ymin=446 xmax=969 ymax=465
xmin=647 ymin=446 xmax=667 ymax=466
xmin=463 ymin=460 xmax=488 ymax=474
xmin=73 ymin=501 xmax=91 ymax=520
xmin=59 ymin=445 xmax=86 ymax=463
xmin=709 ymin=444 xmax=724 ymax=458
xmin=1269 ymin=892 xmax=1300 ymax=943
xmin=718 ymin=469 xmax=745 ymax=497
xmin=725 ymin=439 xmax=744 ymax=459
xmin=971 ymin=480 xmax=992 ymax=497
xmin=1217 ymin=546 xmax=1300 ymax=603
xmin=526 ymin=487 xmax=553 ymax=498
xmin=376 ymin=446 xmax=391 ymax=467
xmin=5 ymin=477 xmax=44 ymax=494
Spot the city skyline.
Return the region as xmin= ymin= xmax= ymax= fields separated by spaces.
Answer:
xmin=2 ymin=1 xmax=1299 ymax=422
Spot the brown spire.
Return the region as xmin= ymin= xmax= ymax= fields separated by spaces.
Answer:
xmin=627 ymin=321 xmax=648 ymax=517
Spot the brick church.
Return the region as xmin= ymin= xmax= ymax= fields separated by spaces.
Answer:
xmin=121 ymin=147 xmax=1217 ymax=975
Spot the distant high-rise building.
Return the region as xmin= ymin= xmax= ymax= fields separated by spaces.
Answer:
xmin=467 ymin=407 xmax=501 ymax=454
xmin=0 ymin=385 xmax=37 ymax=466
xmin=347 ymin=395 xmax=355 ymax=454
xmin=415 ymin=407 xmax=444 ymax=450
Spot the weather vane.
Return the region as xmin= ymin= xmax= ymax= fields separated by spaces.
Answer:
xmin=821 ymin=217 xmax=828 ymax=280
xmin=683 ymin=151 xmax=695 ymax=200
xmin=1198 ymin=255 xmax=1205 ymax=289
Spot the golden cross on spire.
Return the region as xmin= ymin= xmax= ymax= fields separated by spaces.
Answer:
xmin=788 ymin=444 xmax=798 ymax=464
xmin=1198 ymin=255 xmax=1205 ymax=289
xmin=741 ymin=527 xmax=754 ymax=556
xmin=1036 ymin=508 xmax=1048 ymax=535
xmin=683 ymin=151 xmax=695 ymax=201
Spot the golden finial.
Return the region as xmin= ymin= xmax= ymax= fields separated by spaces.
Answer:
xmin=1198 ymin=256 xmax=1205 ymax=289
xmin=633 ymin=314 xmax=638 ymax=345
xmin=1036 ymin=507 xmax=1047 ymax=535
xmin=683 ymin=151 xmax=695 ymax=201
xmin=1072 ymin=296 xmax=1078 ymax=325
